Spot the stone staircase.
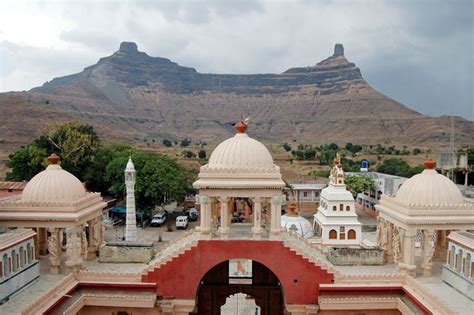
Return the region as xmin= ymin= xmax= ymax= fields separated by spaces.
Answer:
xmin=145 ymin=229 xmax=200 ymax=273
xmin=280 ymin=231 xmax=336 ymax=275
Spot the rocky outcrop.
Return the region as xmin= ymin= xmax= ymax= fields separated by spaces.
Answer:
xmin=1 ymin=42 xmax=473 ymax=148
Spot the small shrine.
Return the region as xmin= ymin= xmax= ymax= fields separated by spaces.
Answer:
xmin=313 ymin=153 xmax=362 ymax=246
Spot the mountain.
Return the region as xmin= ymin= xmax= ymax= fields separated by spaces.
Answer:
xmin=1 ymin=42 xmax=473 ymax=149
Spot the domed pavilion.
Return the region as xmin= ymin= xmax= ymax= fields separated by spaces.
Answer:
xmin=193 ymin=120 xmax=286 ymax=239
xmin=0 ymin=154 xmax=106 ymax=274
xmin=376 ymin=159 xmax=474 ymax=277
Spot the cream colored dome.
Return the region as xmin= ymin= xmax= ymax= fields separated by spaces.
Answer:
xmin=395 ymin=168 xmax=464 ymax=206
xmin=203 ymin=133 xmax=279 ymax=174
xmin=21 ymin=164 xmax=86 ymax=203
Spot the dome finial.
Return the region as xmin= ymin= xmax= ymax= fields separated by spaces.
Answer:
xmin=47 ymin=153 xmax=60 ymax=165
xmin=234 ymin=116 xmax=250 ymax=133
xmin=424 ymin=158 xmax=436 ymax=170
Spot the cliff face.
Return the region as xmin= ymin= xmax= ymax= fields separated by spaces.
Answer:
xmin=1 ymin=42 xmax=472 ymax=148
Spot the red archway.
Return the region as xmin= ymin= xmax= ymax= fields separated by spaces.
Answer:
xmin=143 ymin=240 xmax=334 ymax=305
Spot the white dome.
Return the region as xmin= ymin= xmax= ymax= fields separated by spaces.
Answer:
xmin=281 ymin=215 xmax=314 ymax=238
xmin=395 ymin=168 xmax=464 ymax=206
xmin=21 ymin=164 xmax=86 ymax=203
xmin=204 ymin=133 xmax=279 ymax=174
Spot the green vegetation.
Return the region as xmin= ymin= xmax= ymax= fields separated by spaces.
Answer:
xmin=376 ymin=158 xmax=424 ymax=178
xmin=162 ymin=139 xmax=173 ymax=147
xmin=180 ymin=138 xmax=191 ymax=147
xmin=345 ymin=175 xmax=376 ymax=198
xmin=182 ymin=150 xmax=196 ymax=158
xmin=198 ymin=149 xmax=206 ymax=159
xmin=282 ymin=142 xmax=292 ymax=152
xmin=5 ymin=121 xmax=193 ymax=212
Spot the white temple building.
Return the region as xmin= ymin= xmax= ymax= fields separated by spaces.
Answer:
xmin=313 ymin=154 xmax=362 ymax=246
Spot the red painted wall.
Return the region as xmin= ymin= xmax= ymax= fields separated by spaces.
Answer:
xmin=143 ymin=240 xmax=334 ymax=305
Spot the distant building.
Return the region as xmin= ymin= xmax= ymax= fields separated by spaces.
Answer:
xmin=288 ymin=183 xmax=325 ymax=216
xmin=442 ymin=231 xmax=473 ymax=300
xmin=0 ymin=229 xmax=39 ymax=304
xmin=346 ymin=172 xmax=407 ymax=217
xmin=0 ymin=181 xmax=27 ymax=200
xmin=437 ymin=150 xmax=472 ymax=186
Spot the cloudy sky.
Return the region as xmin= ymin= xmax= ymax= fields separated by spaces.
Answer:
xmin=0 ymin=0 xmax=472 ymax=119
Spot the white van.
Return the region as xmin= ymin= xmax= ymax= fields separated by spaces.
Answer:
xmin=176 ymin=216 xmax=188 ymax=229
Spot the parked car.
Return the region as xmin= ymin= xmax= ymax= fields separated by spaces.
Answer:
xmin=185 ymin=207 xmax=198 ymax=221
xmin=176 ymin=216 xmax=189 ymax=229
xmin=150 ymin=212 xmax=167 ymax=227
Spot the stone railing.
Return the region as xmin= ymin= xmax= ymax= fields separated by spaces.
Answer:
xmin=77 ymin=270 xmax=142 ymax=283
xmin=334 ymin=273 xmax=403 ymax=284
xmin=403 ymin=275 xmax=454 ymax=315
xmin=280 ymin=231 xmax=336 ymax=274
xmin=146 ymin=229 xmax=200 ymax=272
xmin=21 ymin=273 xmax=77 ymax=315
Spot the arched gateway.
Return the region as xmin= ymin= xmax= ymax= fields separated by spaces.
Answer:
xmin=142 ymin=120 xmax=334 ymax=313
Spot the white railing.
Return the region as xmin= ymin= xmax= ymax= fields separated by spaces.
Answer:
xmin=146 ymin=229 xmax=200 ymax=272
xmin=280 ymin=231 xmax=336 ymax=274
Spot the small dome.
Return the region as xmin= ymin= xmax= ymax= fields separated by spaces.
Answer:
xmin=21 ymin=158 xmax=86 ymax=203
xmin=204 ymin=133 xmax=278 ymax=174
xmin=395 ymin=161 xmax=463 ymax=206
xmin=281 ymin=215 xmax=314 ymax=238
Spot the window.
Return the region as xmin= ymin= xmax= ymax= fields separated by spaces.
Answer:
xmin=449 ymin=246 xmax=455 ymax=267
xmin=2 ymin=254 xmax=7 ymax=277
xmin=27 ymin=243 xmax=33 ymax=263
xmin=19 ymin=247 xmax=25 ymax=268
xmin=12 ymin=250 xmax=18 ymax=273
xmin=303 ymin=192 xmax=308 ymax=198
xmin=348 ymin=229 xmax=356 ymax=239
xmin=329 ymin=230 xmax=337 ymax=239
xmin=339 ymin=204 xmax=344 ymax=211
xmin=457 ymin=250 xmax=463 ymax=273
xmin=340 ymin=226 xmax=345 ymax=233
xmin=465 ymin=253 xmax=471 ymax=278
xmin=346 ymin=205 xmax=350 ymax=211
xmin=332 ymin=206 xmax=337 ymax=211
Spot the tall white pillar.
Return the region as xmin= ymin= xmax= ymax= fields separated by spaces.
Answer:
xmin=125 ymin=158 xmax=137 ymax=242
xmin=218 ymin=196 xmax=229 ymax=237
xmin=252 ymin=197 xmax=262 ymax=238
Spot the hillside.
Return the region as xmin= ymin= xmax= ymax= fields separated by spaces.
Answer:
xmin=0 ymin=42 xmax=472 ymax=149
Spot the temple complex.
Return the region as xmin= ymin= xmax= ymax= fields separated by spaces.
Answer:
xmin=0 ymin=121 xmax=472 ymax=314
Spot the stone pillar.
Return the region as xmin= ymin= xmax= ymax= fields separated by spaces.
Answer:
xmin=399 ymin=229 xmax=417 ymax=277
xmin=125 ymin=158 xmax=137 ymax=242
xmin=65 ymin=226 xmax=83 ymax=274
xmin=270 ymin=195 xmax=284 ymax=238
xmin=199 ymin=195 xmax=211 ymax=236
xmin=47 ymin=228 xmax=61 ymax=274
xmin=80 ymin=224 xmax=88 ymax=264
xmin=38 ymin=228 xmax=48 ymax=255
xmin=386 ymin=223 xmax=394 ymax=263
xmin=252 ymin=197 xmax=262 ymax=239
xmin=87 ymin=218 xmax=99 ymax=260
xmin=421 ymin=230 xmax=435 ymax=277
xmin=435 ymin=230 xmax=448 ymax=260
xmin=218 ymin=196 xmax=229 ymax=237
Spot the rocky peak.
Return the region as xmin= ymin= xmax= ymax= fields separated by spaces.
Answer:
xmin=333 ymin=43 xmax=344 ymax=56
xmin=119 ymin=42 xmax=139 ymax=54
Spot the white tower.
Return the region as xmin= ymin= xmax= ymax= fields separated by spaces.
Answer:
xmin=125 ymin=157 xmax=137 ymax=241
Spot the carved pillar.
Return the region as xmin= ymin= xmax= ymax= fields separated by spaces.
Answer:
xmin=386 ymin=223 xmax=394 ymax=263
xmin=80 ymin=224 xmax=88 ymax=264
xmin=87 ymin=218 xmax=99 ymax=260
xmin=270 ymin=195 xmax=284 ymax=239
xmin=218 ymin=196 xmax=229 ymax=237
xmin=199 ymin=195 xmax=211 ymax=236
xmin=48 ymin=228 xmax=61 ymax=274
xmin=421 ymin=230 xmax=435 ymax=277
xmin=252 ymin=197 xmax=262 ymax=239
xmin=65 ymin=226 xmax=83 ymax=274
xmin=399 ymin=229 xmax=417 ymax=277
xmin=392 ymin=226 xmax=402 ymax=264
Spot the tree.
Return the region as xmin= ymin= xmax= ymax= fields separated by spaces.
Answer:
xmin=198 ymin=149 xmax=206 ymax=159
xmin=413 ymin=148 xmax=421 ymax=155
xmin=283 ymin=142 xmax=292 ymax=152
xmin=376 ymin=158 xmax=423 ymax=177
xmin=303 ymin=148 xmax=316 ymax=160
xmin=180 ymin=138 xmax=191 ymax=147
xmin=328 ymin=143 xmax=339 ymax=150
xmin=163 ymin=139 xmax=173 ymax=147
xmin=5 ymin=121 xmax=100 ymax=181
xmin=106 ymin=151 xmax=193 ymax=212
xmin=345 ymin=175 xmax=375 ymax=198
xmin=182 ymin=150 xmax=195 ymax=158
